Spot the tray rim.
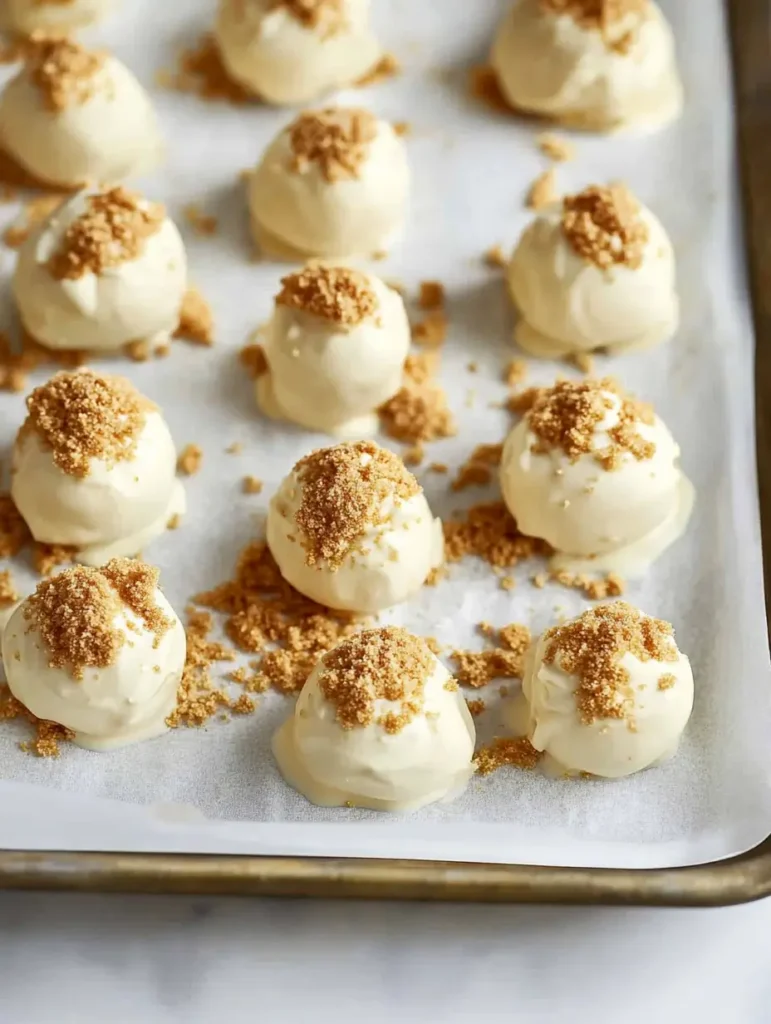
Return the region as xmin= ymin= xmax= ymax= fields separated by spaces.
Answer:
xmin=0 ymin=0 xmax=768 ymax=907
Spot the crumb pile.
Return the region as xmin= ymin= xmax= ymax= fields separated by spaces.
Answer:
xmin=543 ymin=602 xmax=678 ymax=724
xmin=23 ymin=560 xmax=171 ymax=680
xmin=475 ymin=736 xmax=541 ymax=775
xmin=292 ymin=441 xmax=420 ymax=569
xmin=540 ymin=0 xmax=648 ymax=52
xmin=288 ymin=108 xmax=378 ymax=181
xmin=512 ymin=377 xmax=655 ymax=470
xmin=451 ymin=622 xmax=531 ymax=689
xmin=444 ymin=501 xmax=550 ymax=568
xmin=20 ymin=369 xmax=153 ymax=478
xmin=452 ymin=443 xmax=503 ymax=492
xmin=28 ymin=37 xmax=106 ymax=112
xmin=562 ymin=184 xmax=649 ymax=270
xmin=379 ymin=350 xmax=455 ymax=445
xmin=0 ymin=686 xmax=73 ymax=758
xmin=317 ymin=626 xmax=434 ymax=733
xmin=177 ymin=443 xmax=203 ymax=476
xmin=275 ymin=265 xmax=378 ymax=326
xmin=48 ymin=188 xmax=165 ymax=281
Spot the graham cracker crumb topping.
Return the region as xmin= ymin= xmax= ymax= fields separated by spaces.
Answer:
xmin=48 ymin=188 xmax=165 ymax=281
xmin=543 ymin=602 xmax=678 ymax=724
xmin=317 ymin=626 xmax=434 ymax=732
xmin=23 ymin=559 xmax=171 ymax=680
xmin=562 ymin=184 xmax=649 ymax=270
xmin=28 ymin=38 xmax=105 ymax=112
xmin=540 ymin=1 xmax=649 ymax=52
xmin=293 ymin=441 xmax=420 ymax=570
xmin=513 ymin=377 xmax=655 ymax=470
xmin=276 ymin=265 xmax=378 ymax=327
xmin=20 ymin=369 xmax=154 ymax=479
xmin=289 ymin=108 xmax=378 ymax=182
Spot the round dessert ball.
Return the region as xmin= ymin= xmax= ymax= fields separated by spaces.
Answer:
xmin=267 ymin=441 xmax=443 ymax=613
xmin=2 ymin=559 xmax=186 ymax=751
xmin=522 ymin=603 xmax=694 ymax=777
xmin=491 ymin=0 xmax=683 ymax=132
xmin=0 ymin=38 xmax=163 ymax=189
xmin=508 ymin=183 xmax=678 ymax=358
xmin=14 ymin=186 xmax=187 ymax=353
xmin=258 ymin=263 xmax=410 ymax=435
xmin=500 ymin=378 xmax=693 ymax=576
xmin=273 ymin=626 xmax=476 ymax=810
xmin=214 ymin=0 xmax=381 ymax=105
xmin=0 ymin=0 xmax=115 ymax=34
xmin=248 ymin=107 xmax=409 ymax=259
xmin=11 ymin=369 xmax=185 ymax=566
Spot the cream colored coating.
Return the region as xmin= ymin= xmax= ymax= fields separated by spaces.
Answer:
xmin=500 ymin=386 xmax=693 ymax=576
xmin=0 ymin=53 xmax=163 ymax=189
xmin=248 ymin=111 xmax=409 ymax=259
xmin=273 ymin=640 xmax=476 ymax=811
xmin=2 ymin=581 xmax=185 ymax=752
xmin=267 ymin=446 xmax=444 ymax=613
xmin=0 ymin=0 xmax=114 ymax=34
xmin=258 ymin=266 xmax=410 ymax=435
xmin=521 ymin=608 xmax=694 ymax=778
xmin=13 ymin=188 xmax=187 ymax=353
xmin=507 ymin=197 xmax=678 ymax=358
xmin=491 ymin=0 xmax=683 ymax=132
xmin=214 ymin=0 xmax=381 ymax=105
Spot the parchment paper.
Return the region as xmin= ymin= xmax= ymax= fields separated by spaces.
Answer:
xmin=0 ymin=0 xmax=767 ymax=869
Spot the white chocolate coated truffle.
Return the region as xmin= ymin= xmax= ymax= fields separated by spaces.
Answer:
xmin=491 ymin=0 xmax=683 ymax=132
xmin=2 ymin=560 xmax=186 ymax=752
xmin=214 ymin=0 xmax=380 ymax=105
xmin=273 ymin=627 xmax=476 ymax=811
xmin=267 ymin=441 xmax=443 ymax=614
xmin=521 ymin=603 xmax=694 ymax=778
xmin=0 ymin=0 xmax=114 ymax=34
xmin=500 ymin=380 xmax=693 ymax=576
xmin=258 ymin=264 xmax=410 ymax=435
xmin=0 ymin=41 xmax=163 ymax=189
xmin=14 ymin=187 xmax=187 ymax=353
xmin=248 ymin=107 xmax=409 ymax=259
xmin=11 ymin=370 xmax=185 ymax=566
xmin=508 ymin=185 xmax=678 ymax=358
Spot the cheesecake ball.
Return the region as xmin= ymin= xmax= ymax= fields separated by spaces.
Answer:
xmin=267 ymin=441 xmax=443 ymax=613
xmin=214 ymin=0 xmax=381 ymax=105
xmin=248 ymin=106 xmax=409 ymax=259
xmin=501 ymin=378 xmax=694 ymax=576
xmin=0 ymin=38 xmax=163 ymax=189
xmin=1 ymin=559 xmax=186 ymax=751
xmin=11 ymin=369 xmax=185 ymax=566
xmin=14 ymin=186 xmax=187 ymax=353
xmin=0 ymin=0 xmax=115 ymax=34
xmin=508 ymin=183 xmax=678 ymax=358
xmin=522 ymin=602 xmax=694 ymax=777
xmin=491 ymin=0 xmax=683 ymax=132
xmin=258 ymin=263 xmax=410 ymax=435
xmin=273 ymin=627 xmax=476 ymax=810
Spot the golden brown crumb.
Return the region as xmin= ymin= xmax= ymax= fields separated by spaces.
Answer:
xmin=452 ymin=648 xmax=526 ymax=688
xmin=505 ymin=359 xmax=528 ymax=387
xmin=240 ymin=343 xmax=268 ymax=379
xmin=467 ymin=362 xmax=478 ymax=374
xmin=318 ymin=627 xmax=433 ymax=732
xmin=125 ymin=340 xmax=151 ymax=362
xmin=466 ymin=698 xmax=486 ymax=717
xmin=231 ymin=693 xmax=256 ymax=714
xmin=183 ymin=203 xmax=218 ymax=236
xmin=288 ymin=108 xmax=378 ymax=182
xmin=544 ymin=602 xmax=678 ymax=724
xmin=28 ymin=38 xmax=105 ymax=112
xmin=354 ymin=52 xmax=401 ymax=87
xmin=513 ymin=377 xmax=655 ymax=470
xmin=419 ymin=281 xmax=445 ymax=311
xmin=32 ymin=543 xmax=75 ymax=577
xmin=161 ymin=34 xmax=252 ymax=105
xmin=23 ymin=560 xmax=170 ymax=680
xmin=242 ymin=475 xmax=263 ymax=495
xmin=403 ymin=443 xmax=424 ymax=467
xmin=429 ymin=462 xmax=448 ymax=474
xmin=292 ymin=441 xmax=419 ymax=569
xmin=0 ymin=570 xmax=18 ymax=607
xmin=167 ymin=514 xmax=182 ymax=531
xmin=3 ymin=194 xmax=62 ymax=250
xmin=424 ymin=636 xmax=441 ymax=655
xmin=562 ymin=184 xmax=649 ymax=270
xmin=226 ymin=442 xmax=243 ymax=455
xmin=475 ymin=736 xmax=541 ymax=775
xmin=21 ymin=369 xmax=153 ymax=479
xmin=484 ymin=244 xmax=507 ymax=269
xmin=499 ymin=576 xmax=515 ymax=591
xmin=571 ymin=352 xmax=595 ymax=374
xmin=444 ymin=501 xmax=550 ymax=568
xmin=537 ymin=132 xmax=575 ymax=162
xmin=379 ymin=381 xmax=456 ymax=445
xmin=0 ymin=495 xmax=30 ymax=558
xmin=48 ymin=188 xmax=164 ymax=280
xmin=175 ymin=286 xmax=214 ymax=346
xmin=452 ymin=443 xmax=503 ymax=492
xmin=273 ymin=0 xmax=347 ymax=34
xmin=527 ymin=168 xmax=558 ymax=210
xmin=393 ymin=121 xmax=411 ymax=137
xmin=403 ymin=351 xmax=439 ymax=386
xmin=0 ymin=685 xmax=73 ymax=757
xmin=549 ymin=569 xmax=625 ymax=600
xmin=166 ymin=608 xmax=236 ymax=728
xmin=540 ymin=0 xmax=648 ymax=53
xmin=177 ymin=444 xmax=203 ymax=476
xmin=276 ymin=265 xmax=377 ymax=326
xmin=412 ymin=311 xmax=448 ymax=348
xmin=468 ymin=65 xmax=511 ymax=113
xmin=658 ymin=673 xmax=676 ymax=691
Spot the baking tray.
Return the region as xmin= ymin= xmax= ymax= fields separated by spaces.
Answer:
xmin=0 ymin=0 xmax=769 ymax=905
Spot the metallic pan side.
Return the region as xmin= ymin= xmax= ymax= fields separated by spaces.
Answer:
xmin=0 ymin=0 xmax=769 ymax=906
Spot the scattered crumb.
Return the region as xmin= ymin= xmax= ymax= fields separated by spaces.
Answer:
xmin=444 ymin=501 xmax=550 ymax=568
xmin=468 ymin=65 xmax=510 ymax=113
xmin=125 ymin=340 xmax=151 ymax=363
xmin=475 ymin=736 xmax=541 ymax=775
xmin=549 ymin=569 xmax=625 ymax=601
xmin=242 ymin=475 xmax=263 ymax=495
xmin=504 ymin=359 xmax=528 ymax=388
xmin=0 ymin=494 xmax=31 ymax=558
xmin=537 ymin=132 xmax=575 ymax=162
xmin=484 ymin=245 xmax=507 ymax=269
xmin=32 ymin=543 xmax=75 ymax=577
xmin=355 ymin=52 xmax=401 ymax=87
xmin=226 ymin=442 xmax=243 ymax=455
xmin=183 ymin=203 xmax=218 ymax=236
xmin=403 ymin=443 xmax=424 ymax=467
xmin=3 ymin=194 xmax=62 ymax=250
xmin=451 ymin=622 xmax=530 ymax=689
xmin=499 ymin=576 xmax=515 ymax=591
xmin=167 ymin=514 xmax=182 ymax=531
xmin=467 ymin=361 xmax=478 ymax=374
xmin=418 ymin=281 xmax=445 ymax=311
xmin=159 ymin=34 xmax=253 ymax=105
xmin=452 ymin=443 xmax=503 ymax=492
xmin=379 ymin=379 xmax=456 ymax=445
xmin=1 ymin=685 xmax=73 ymax=757
xmin=527 ymin=168 xmax=557 ymax=210
xmin=429 ymin=462 xmax=448 ymax=474
xmin=178 ymin=444 xmax=203 ymax=476
xmin=175 ymin=286 xmax=214 ymax=346
xmin=0 ymin=569 xmax=18 ymax=607
xmin=466 ymin=698 xmax=486 ymax=718
xmin=571 ymin=352 xmax=595 ymax=374
xmin=240 ymin=342 xmax=268 ymax=378
xmin=412 ymin=311 xmax=448 ymax=348
xmin=393 ymin=120 xmax=411 ymax=137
